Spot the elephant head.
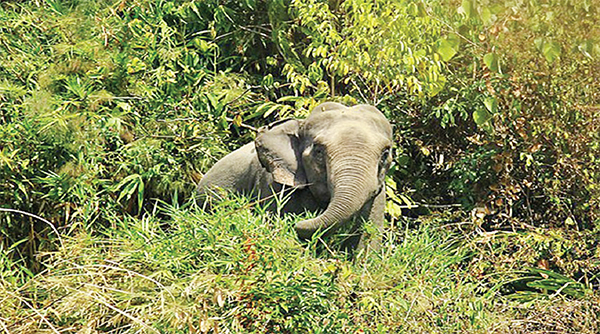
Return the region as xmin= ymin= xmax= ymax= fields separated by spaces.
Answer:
xmin=256 ymin=102 xmax=393 ymax=239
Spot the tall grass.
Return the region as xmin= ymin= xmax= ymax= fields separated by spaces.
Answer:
xmin=3 ymin=198 xmax=598 ymax=332
xmin=0 ymin=199 xmax=476 ymax=332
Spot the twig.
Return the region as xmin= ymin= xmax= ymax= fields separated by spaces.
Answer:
xmin=0 ymin=317 xmax=10 ymax=334
xmin=88 ymin=95 xmax=146 ymax=101
xmin=0 ymin=208 xmax=63 ymax=248
xmin=225 ymin=117 xmax=258 ymax=132
xmin=418 ymin=203 xmax=463 ymax=208
xmin=155 ymin=117 xmax=197 ymax=122
xmin=190 ymin=29 xmax=213 ymax=37
xmin=350 ymin=78 xmax=370 ymax=103
xmin=388 ymin=196 xmax=462 ymax=210
xmin=214 ymin=31 xmax=236 ymax=41
xmin=241 ymin=24 xmax=273 ymax=33
xmin=238 ymin=25 xmax=271 ymax=39
xmin=225 ymin=88 xmax=252 ymax=106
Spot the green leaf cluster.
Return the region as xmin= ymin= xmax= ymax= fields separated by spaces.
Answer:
xmin=403 ymin=0 xmax=600 ymax=230
xmin=285 ymin=0 xmax=448 ymax=101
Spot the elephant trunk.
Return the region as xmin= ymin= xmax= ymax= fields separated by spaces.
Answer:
xmin=295 ymin=151 xmax=377 ymax=239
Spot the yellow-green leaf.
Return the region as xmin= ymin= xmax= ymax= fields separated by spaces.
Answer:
xmin=437 ymin=38 xmax=458 ymax=61
xmin=460 ymin=0 xmax=476 ymax=18
xmin=483 ymin=52 xmax=499 ymax=72
xmin=473 ymin=109 xmax=492 ymax=126
xmin=480 ymin=7 xmax=492 ymax=25
xmin=542 ymin=41 xmax=561 ymax=63
xmin=484 ymin=96 xmax=497 ymax=113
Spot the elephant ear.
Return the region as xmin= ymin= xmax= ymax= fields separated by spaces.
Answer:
xmin=255 ymin=119 xmax=308 ymax=188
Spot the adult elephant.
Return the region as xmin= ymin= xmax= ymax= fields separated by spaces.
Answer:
xmin=198 ymin=102 xmax=393 ymax=251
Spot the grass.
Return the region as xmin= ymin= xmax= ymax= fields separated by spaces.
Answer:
xmin=2 ymin=197 xmax=598 ymax=333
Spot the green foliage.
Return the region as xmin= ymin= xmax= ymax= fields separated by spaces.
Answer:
xmin=401 ymin=0 xmax=600 ymax=230
xmin=0 ymin=0 xmax=250 ymax=268
xmin=3 ymin=202 xmax=598 ymax=332
xmin=286 ymin=0 xmax=447 ymax=100
xmin=1 ymin=0 xmax=599 ymax=331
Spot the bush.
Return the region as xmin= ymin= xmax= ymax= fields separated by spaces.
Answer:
xmin=395 ymin=0 xmax=600 ymax=229
xmin=0 ymin=0 xmax=255 ymax=269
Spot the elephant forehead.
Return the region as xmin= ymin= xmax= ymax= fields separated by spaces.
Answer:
xmin=307 ymin=124 xmax=391 ymax=153
xmin=304 ymin=110 xmax=392 ymax=139
xmin=331 ymin=124 xmax=390 ymax=145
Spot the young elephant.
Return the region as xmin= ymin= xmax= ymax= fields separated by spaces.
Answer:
xmin=198 ymin=102 xmax=393 ymax=250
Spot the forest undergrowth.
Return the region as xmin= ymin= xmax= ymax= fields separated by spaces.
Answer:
xmin=1 ymin=0 xmax=598 ymax=332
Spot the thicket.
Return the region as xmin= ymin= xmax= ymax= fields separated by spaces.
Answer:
xmin=1 ymin=0 xmax=599 ymax=332
xmin=430 ymin=0 xmax=600 ymax=230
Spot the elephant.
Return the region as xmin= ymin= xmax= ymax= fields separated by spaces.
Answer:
xmin=197 ymin=102 xmax=393 ymax=251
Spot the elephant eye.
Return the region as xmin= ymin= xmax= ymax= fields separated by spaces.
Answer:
xmin=380 ymin=148 xmax=391 ymax=166
xmin=312 ymin=144 xmax=326 ymax=160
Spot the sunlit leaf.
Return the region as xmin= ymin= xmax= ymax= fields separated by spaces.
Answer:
xmin=460 ymin=0 xmax=477 ymax=18
xmin=261 ymin=74 xmax=274 ymax=87
xmin=483 ymin=97 xmax=497 ymax=113
xmin=542 ymin=40 xmax=561 ymax=63
xmin=437 ymin=38 xmax=458 ymax=62
xmin=233 ymin=114 xmax=242 ymax=127
xmin=578 ymin=40 xmax=594 ymax=59
xmin=473 ymin=109 xmax=492 ymax=126
xmin=483 ymin=52 xmax=499 ymax=72
xmin=480 ymin=7 xmax=492 ymax=25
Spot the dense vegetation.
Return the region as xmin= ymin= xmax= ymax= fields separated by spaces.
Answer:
xmin=1 ymin=0 xmax=598 ymax=332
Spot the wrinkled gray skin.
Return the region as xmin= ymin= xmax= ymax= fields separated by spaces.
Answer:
xmin=198 ymin=102 xmax=393 ymax=251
